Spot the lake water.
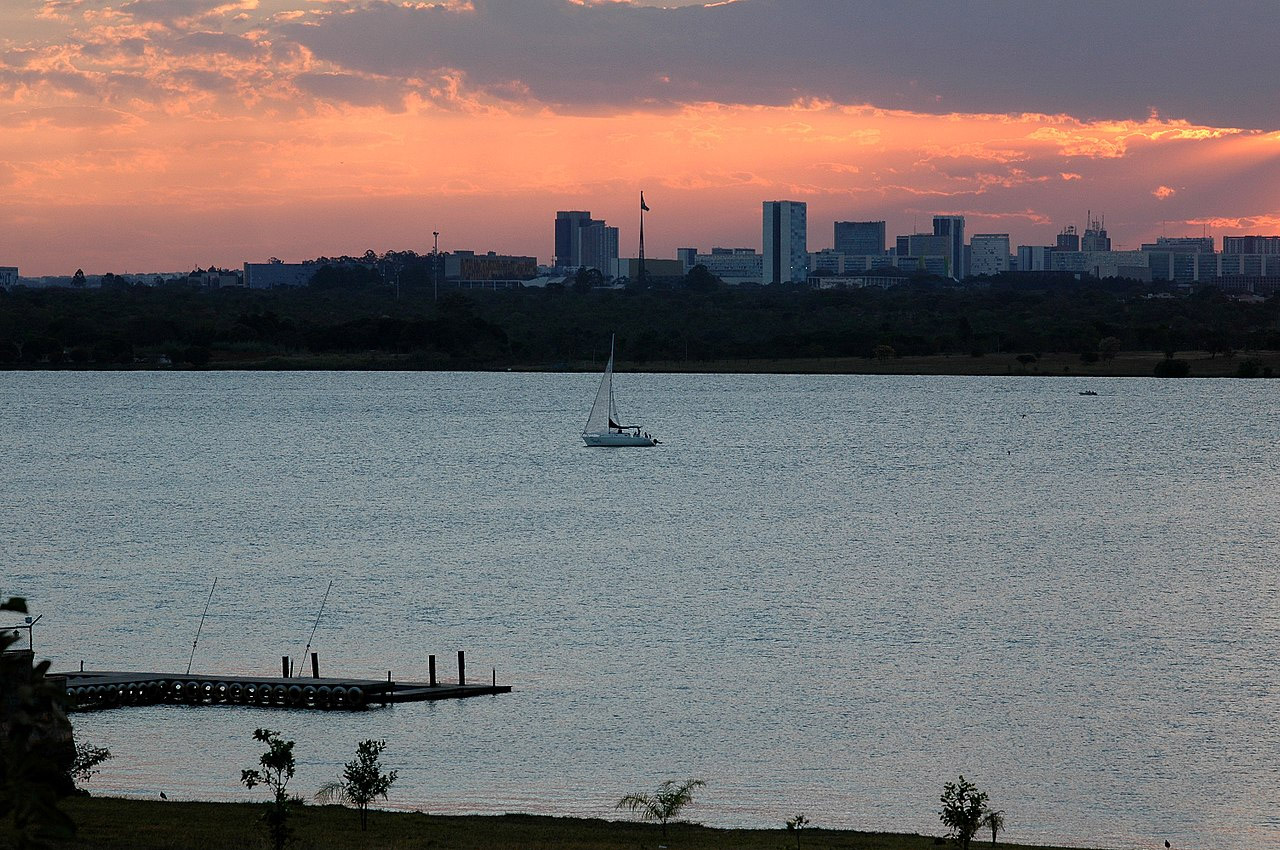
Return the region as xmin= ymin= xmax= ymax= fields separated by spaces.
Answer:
xmin=3 ymin=371 xmax=1278 ymax=849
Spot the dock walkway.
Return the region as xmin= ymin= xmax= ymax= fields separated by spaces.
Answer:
xmin=56 ymin=669 xmax=510 ymax=712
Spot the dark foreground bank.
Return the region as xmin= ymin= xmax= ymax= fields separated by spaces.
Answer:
xmin=2 ymin=796 xmax=1108 ymax=850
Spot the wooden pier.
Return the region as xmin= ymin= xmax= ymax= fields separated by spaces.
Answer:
xmin=55 ymin=652 xmax=510 ymax=712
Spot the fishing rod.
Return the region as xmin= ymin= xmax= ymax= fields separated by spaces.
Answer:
xmin=185 ymin=577 xmax=218 ymax=676
xmin=294 ymin=579 xmax=333 ymax=678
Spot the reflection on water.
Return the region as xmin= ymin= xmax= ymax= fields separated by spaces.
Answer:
xmin=3 ymin=371 xmax=1279 ymax=849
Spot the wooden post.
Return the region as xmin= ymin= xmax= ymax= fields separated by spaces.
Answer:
xmin=492 ymin=667 xmax=496 ymax=688
xmin=429 ymin=654 xmax=437 ymax=687
xmin=458 ymin=650 xmax=465 ymax=686
xmin=281 ymin=656 xmax=289 ymax=678
xmin=311 ymin=652 xmax=319 ymax=679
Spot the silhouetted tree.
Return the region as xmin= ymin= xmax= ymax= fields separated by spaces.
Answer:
xmin=616 ymin=778 xmax=706 ymax=839
xmin=939 ymin=776 xmax=988 ymax=850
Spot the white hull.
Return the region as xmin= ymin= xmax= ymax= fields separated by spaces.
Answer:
xmin=582 ymin=431 xmax=657 ymax=447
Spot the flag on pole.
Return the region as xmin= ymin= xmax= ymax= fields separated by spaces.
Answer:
xmin=640 ymin=192 xmax=650 ymax=212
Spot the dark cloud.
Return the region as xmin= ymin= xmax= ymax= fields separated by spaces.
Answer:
xmin=171 ymin=31 xmax=261 ymax=59
xmin=291 ymin=72 xmax=412 ymax=111
xmin=0 ymin=67 xmax=101 ymax=97
xmin=116 ymin=0 xmax=239 ymax=26
xmin=277 ymin=0 xmax=1280 ymax=128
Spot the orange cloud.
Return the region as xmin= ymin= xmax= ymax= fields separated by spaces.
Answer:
xmin=2 ymin=60 xmax=1278 ymax=272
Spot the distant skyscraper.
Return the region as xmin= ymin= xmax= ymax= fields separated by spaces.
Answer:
xmin=554 ymin=211 xmax=591 ymax=267
xmin=1056 ymin=225 xmax=1080 ymax=252
xmin=553 ymin=210 xmax=617 ymax=270
xmin=1081 ymin=212 xmax=1111 ymax=252
xmin=834 ymin=220 xmax=886 ymax=256
xmin=762 ymin=201 xmax=807 ymax=284
xmin=578 ymin=220 xmax=619 ymax=271
xmin=969 ymin=234 xmax=1011 ymax=276
xmin=932 ymin=215 xmax=966 ymax=279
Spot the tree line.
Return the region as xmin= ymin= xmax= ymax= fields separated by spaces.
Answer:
xmin=1 ymin=271 xmax=1278 ymax=369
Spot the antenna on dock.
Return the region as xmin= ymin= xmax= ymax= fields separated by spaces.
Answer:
xmin=186 ymin=577 xmax=218 ymax=676
xmin=295 ymin=580 xmax=333 ymax=678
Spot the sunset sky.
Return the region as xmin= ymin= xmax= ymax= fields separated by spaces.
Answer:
xmin=4 ymin=0 xmax=1280 ymax=275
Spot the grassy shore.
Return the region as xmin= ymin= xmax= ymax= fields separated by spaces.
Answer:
xmin=3 ymin=796 xmax=1102 ymax=850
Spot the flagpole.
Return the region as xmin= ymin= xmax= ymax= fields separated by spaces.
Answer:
xmin=638 ymin=190 xmax=646 ymax=287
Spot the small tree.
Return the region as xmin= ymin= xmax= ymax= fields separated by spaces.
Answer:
xmin=786 ymin=812 xmax=810 ymax=848
xmin=241 ymin=728 xmax=296 ymax=850
xmin=68 ymin=743 xmax=112 ymax=790
xmin=939 ymin=775 xmax=988 ymax=850
xmin=615 ymin=778 xmax=705 ymax=838
xmin=982 ymin=809 xmax=1005 ymax=845
xmin=315 ymin=739 xmax=398 ymax=831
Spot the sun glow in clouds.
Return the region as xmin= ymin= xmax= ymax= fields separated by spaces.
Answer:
xmin=3 ymin=0 xmax=1280 ymax=273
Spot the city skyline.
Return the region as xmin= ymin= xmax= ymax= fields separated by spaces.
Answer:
xmin=4 ymin=0 xmax=1280 ymax=276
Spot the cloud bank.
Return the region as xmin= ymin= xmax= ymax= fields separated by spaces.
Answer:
xmin=3 ymin=0 xmax=1280 ymax=274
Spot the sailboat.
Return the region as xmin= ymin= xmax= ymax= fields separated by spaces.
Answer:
xmin=582 ymin=335 xmax=658 ymax=447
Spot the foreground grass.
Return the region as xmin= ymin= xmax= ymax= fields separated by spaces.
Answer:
xmin=2 ymin=796 xmax=1101 ymax=850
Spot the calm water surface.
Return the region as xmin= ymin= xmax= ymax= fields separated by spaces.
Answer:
xmin=3 ymin=371 xmax=1279 ymax=849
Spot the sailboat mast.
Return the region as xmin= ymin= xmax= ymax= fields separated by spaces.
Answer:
xmin=609 ymin=334 xmax=617 ymax=429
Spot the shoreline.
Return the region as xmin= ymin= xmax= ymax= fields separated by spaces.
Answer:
xmin=2 ymin=349 xmax=1276 ymax=377
xmin=30 ymin=795 xmax=1111 ymax=850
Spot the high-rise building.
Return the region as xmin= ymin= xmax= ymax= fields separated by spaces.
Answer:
xmin=762 ymin=201 xmax=808 ymax=284
xmin=932 ymin=215 xmax=966 ymax=279
xmin=1140 ymin=236 xmax=1214 ymax=254
xmin=553 ymin=210 xmax=617 ymax=271
xmin=834 ymin=220 xmax=886 ymax=257
xmin=1016 ymin=245 xmax=1054 ymax=272
xmin=969 ymin=234 xmax=1010 ymax=277
xmin=906 ymin=233 xmax=949 ymax=259
xmin=1223 ymin=235 xmax=1280 ymax=254
xmin=1056 ymin=226 xmax=1080 ymax=252
xmin=555 ymin=211 xmax=591 ymax=267
xmin=1081 ymin=212 xmax=1111 ymax=252
xmin=578 ymin=220 xmax=619 ymax=271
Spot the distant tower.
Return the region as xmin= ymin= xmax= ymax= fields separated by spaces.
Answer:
xmin=762 ymin=201 xmax=808 ymax=283
xmin=932 ymin=215 xmax=966 ymax=279
xmin=834 ymin=220 xmax=886 ymax=256
xmin=1082 ymin=211 xmax=1111 ymax=251
xmin=1056 ymin=225 xmax=1080 ymax=252
xmin=554 ymin=210 xmax=616 ymax=271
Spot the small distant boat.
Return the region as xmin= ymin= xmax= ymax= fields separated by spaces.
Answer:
xmin=582 ymin=335 xmax=658 ymax=447
xmin=1078 ymin=390 xmax=1098 ymax=396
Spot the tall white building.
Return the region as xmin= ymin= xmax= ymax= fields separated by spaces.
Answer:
xmin=763 ymin=200 xmax=807 ymax=284
xmin=969 ymin=234 xmax=1010 ymax=277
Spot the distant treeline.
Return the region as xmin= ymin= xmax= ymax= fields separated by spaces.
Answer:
xmin=1 ymin=270 xmax=1278 ymax=368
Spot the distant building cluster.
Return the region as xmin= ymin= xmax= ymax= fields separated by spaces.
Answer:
xmin=10 ymin=200 xmax=1280 ymax=297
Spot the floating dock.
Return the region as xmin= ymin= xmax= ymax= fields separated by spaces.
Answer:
xmin=55 ymin=652 xmax=510 ymax=712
